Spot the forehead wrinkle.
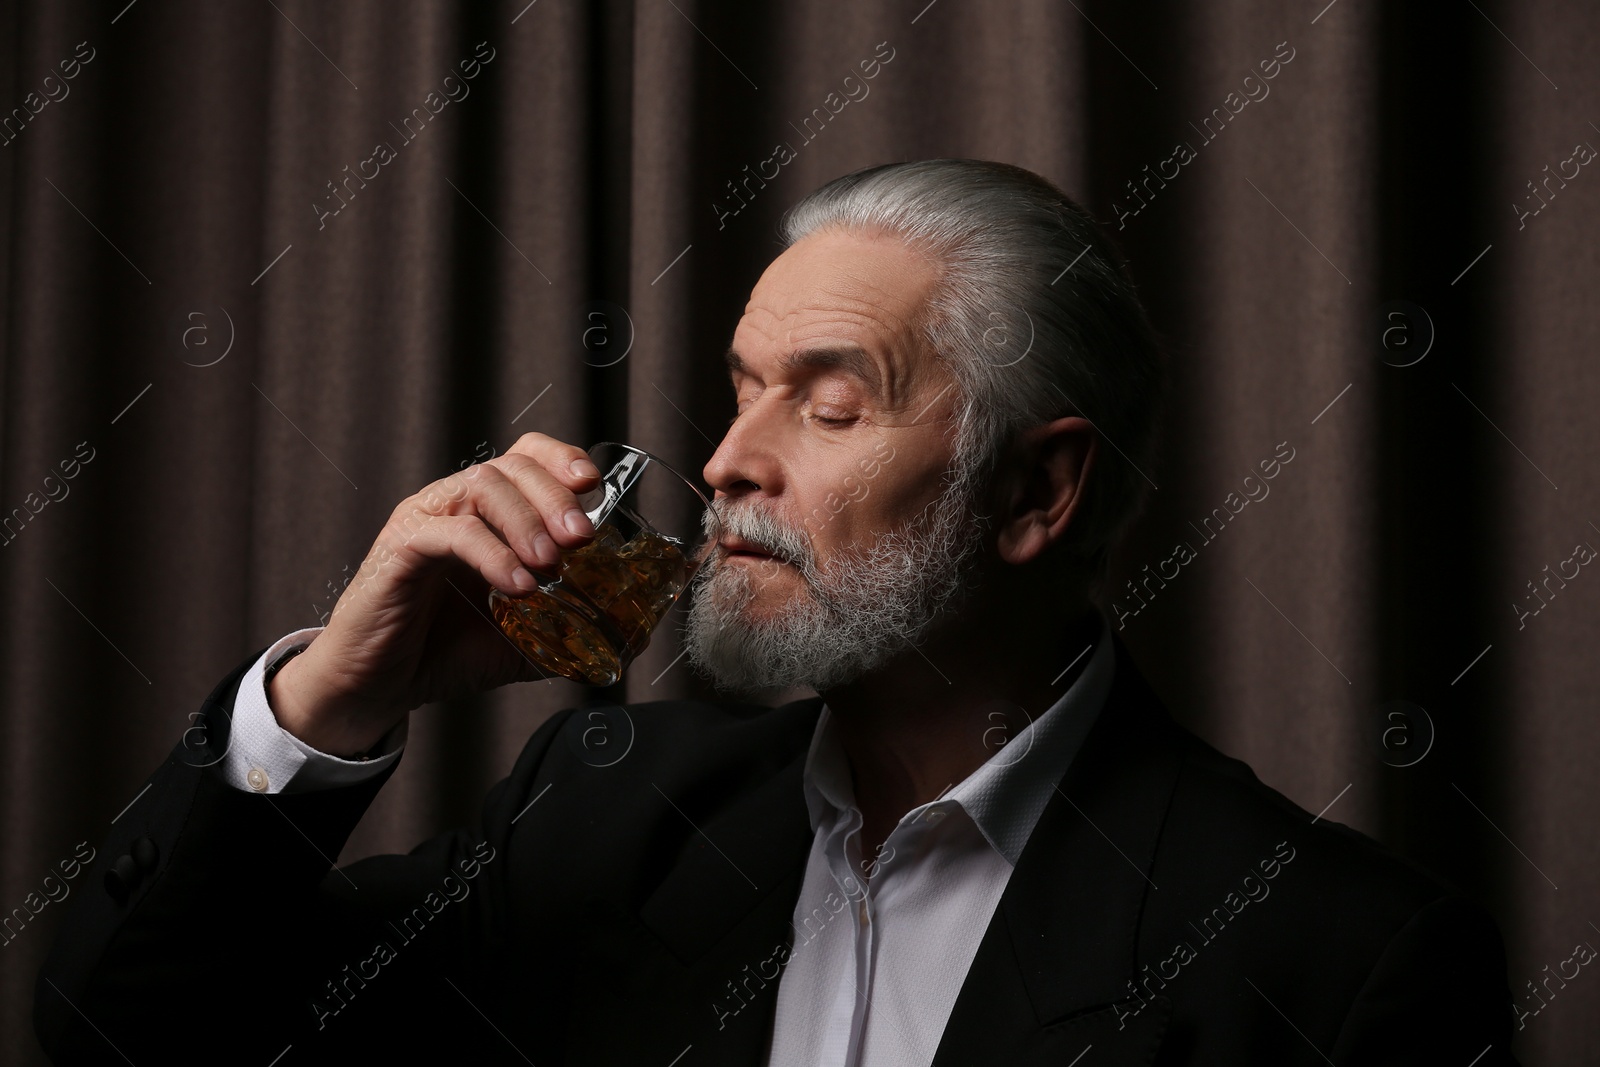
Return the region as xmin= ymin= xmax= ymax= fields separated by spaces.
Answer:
xmin=810 ymin=289 xmax=930 ymax=406
xmin=735 ymin=232 xmax=946 ymax=413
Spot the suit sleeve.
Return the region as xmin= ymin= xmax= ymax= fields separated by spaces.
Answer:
xmin=1329 ymin=895 xmax=1521 ymax=1066
xmin=33 ymin=647 xmax=576 ymax=1065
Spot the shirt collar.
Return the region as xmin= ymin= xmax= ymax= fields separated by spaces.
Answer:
xmin=800 ymin=612 xmax=1117 ymax=865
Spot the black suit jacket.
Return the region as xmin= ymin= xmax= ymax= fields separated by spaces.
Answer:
xmin=36 ymin=635 xmax=1517 ymax=1065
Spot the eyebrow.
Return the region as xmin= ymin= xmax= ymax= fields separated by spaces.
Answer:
xmin=724 ymin=344 xmax=884 ymax=397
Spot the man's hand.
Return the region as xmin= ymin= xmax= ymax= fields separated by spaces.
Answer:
xmin=268 ymin=433 xmax=600 ymax=755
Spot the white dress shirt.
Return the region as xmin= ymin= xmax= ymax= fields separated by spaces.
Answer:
xmin=224 ymin=616 xmax=1116 ymax=1067
xmin=764 ymin=619 xmax=1115 ymax=1067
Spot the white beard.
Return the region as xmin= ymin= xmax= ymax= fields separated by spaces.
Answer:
xmin=684 ymin=479 xmax=984 ymax=693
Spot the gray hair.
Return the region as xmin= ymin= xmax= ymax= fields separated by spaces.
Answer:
xmin=777 ymin=159 xmax=1165 ymax=586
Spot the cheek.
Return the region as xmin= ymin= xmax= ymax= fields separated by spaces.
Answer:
xmin=847 ymin=460 xmax=947 ymax=532
xmin=788 ymin=458 xmax=862 ymax=536
xmin=788 ymin=433 xmax=950 ymax=552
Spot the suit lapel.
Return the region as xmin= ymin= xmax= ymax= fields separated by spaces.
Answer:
xmin=570 ymin=644 xmax=1190 ymax=1067
xmin=934 ymin=638 xmax=1186 ymax=1066
xmin=570 ymin=702 xmax=822 ymax=1066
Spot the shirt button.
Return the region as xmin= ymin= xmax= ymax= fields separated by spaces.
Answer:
xmin=924 ymin=807 xmax=946 ymax=824
xmin=246 ymin=767 xmax=269 ymax=792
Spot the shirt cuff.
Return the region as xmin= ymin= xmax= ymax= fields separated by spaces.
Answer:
xmin=220 ymin=627 xmax=407 ymax=795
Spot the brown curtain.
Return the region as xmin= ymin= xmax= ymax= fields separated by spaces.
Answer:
xmin=2 ymin=0 xmax=1594 ymax=1062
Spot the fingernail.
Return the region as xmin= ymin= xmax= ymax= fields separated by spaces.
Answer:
xmin=534 ymin=532 xmax=560 ymax=567
xmin=512 ymin=567 xmax=538 ymax=592
xmin=564 ymin=508 xmax=594 ymax=537
xmin=571 ymin=458 xmax=600 ymax=479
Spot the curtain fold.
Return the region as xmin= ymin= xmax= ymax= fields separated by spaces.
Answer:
xmin=1 ymin=2 xmax=1594 ymax=1062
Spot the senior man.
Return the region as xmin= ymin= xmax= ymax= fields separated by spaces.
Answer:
xmin=38 ymin=160 xmax=1514 ymax=1065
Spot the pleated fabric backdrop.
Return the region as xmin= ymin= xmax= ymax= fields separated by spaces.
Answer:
xmin=1 ymin=0 xmax=1596 ymax=1062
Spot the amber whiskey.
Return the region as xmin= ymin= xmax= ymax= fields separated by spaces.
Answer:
xmin=490 ymin=522 xmax=691 ymax=686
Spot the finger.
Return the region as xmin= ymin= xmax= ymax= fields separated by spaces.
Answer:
xmin=488 ymin=452 xmax=596 ymax=547
xmin=502 ymin=432 xmax=601 ymax=491
xmin=404 ymin=461 xmax=578 ymax=567
xmin=383 ymin=512 xmax=539 ymax=595
xmin=456 ymin=463 xmax=566 ymax=570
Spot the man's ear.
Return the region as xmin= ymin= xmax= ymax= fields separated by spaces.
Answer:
xmin=994 ymin=417 xmax=1096 ymax=565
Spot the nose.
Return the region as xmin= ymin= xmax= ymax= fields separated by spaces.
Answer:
xmin=704 ymin=402 xmax=784 ymax=500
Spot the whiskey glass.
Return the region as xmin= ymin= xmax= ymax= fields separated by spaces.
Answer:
xmin=488 ymin=442 xmax=719 ymax=686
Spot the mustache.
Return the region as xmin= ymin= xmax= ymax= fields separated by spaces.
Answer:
xmin=701 ymin=499 xmax=815 ymax=569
